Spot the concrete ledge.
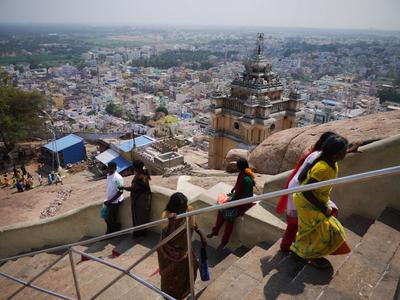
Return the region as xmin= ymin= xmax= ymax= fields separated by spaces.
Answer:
xmin=0 ymin=182 xmax=285 ymax=259
xmin=262 ymin=134 xmax=400 ymax=220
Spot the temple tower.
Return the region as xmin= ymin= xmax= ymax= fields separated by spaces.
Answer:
xmin=208 ymin=33 xmax=301 ymax=169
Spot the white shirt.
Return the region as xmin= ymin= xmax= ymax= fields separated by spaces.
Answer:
xmin=106 ymin=171 xmax=124 ymax=204
xmin=292 ymin=151 xmax=321 ymax=184
xmin=287 ymin=151 xmax=321 ymax=214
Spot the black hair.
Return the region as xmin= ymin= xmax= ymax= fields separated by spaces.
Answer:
xmin=132 ymin=159 xmax=151 ymax=180
xmin=165 ymin=192 xmax=188 ymax=214
xmin=321 ymin=135 xmax=349 ymax=159
xmin=236 ymin=158 xmax=249 ymax=172
xmin=107 ymin=161 xmax=117 ymax=169
xmin=314 ymin=131 xmax=336 ymax=151
xmin=132 ymin=160 xmax=144 ymax=170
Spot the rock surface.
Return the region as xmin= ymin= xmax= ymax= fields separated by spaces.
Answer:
xmin=249 ymin=110 xmax=400 ymax=174
xmin=224 ymin=149 xmax=250 ymax=172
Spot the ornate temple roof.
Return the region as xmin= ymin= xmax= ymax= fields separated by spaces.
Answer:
xmin=232 ymin=33 xmax=282 ymax=90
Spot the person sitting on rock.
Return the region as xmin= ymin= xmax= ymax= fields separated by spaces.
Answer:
xmin=55 ymin=173 xmax=63 ymax=185
xmin=16 ymin=179 xmax=24 ymax=192
xmin=290 ymin=135 xmax=351 ymax=268
xmin=207 ymin=158 xmax=255 ymax=250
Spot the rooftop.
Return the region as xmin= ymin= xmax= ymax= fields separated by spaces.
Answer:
xmin=42 ymin=134 xmax=83 ymax=152
xmin=116 ymin=135 xmax=156 ymax=152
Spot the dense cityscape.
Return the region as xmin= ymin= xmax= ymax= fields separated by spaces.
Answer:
xmin=1 ymin=0 xmax=400 ymax=298
xmin=1 ymin=25 xmax=399 ymax=138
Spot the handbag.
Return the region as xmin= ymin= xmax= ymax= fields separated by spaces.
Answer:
xmin=217 ymin=193 xmax=229 ymax=205
xmin=100 ymin=203 xmax=109 ymax=219
xmin=199 ymin=246 xmax=210 ymax=281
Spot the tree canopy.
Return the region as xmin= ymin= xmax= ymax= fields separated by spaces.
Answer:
xmin=378 ymin=88 xmax=400 ymax=104
xmin=0 ymin=86 xmax=46 ymax=153
xmin=105 ymin=102 xmax=123 ymax=118
xmin=155 ymin=106 xmax=168 ymax=115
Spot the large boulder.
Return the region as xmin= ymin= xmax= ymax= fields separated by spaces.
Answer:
xmin=224 ymin=149 xmax=250 ymax=173
xmin=249 ymin=110 xmax=400 ymax=174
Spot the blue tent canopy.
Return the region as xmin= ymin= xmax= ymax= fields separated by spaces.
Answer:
xmin=95 ymin=148 xmax=132 ymax=173
xmin=111 ymin=156 xmax=132 ymax=173
xmin=43 ymin=134 xmax=84 ymax=152
xmin=116 ymin=135 xmax=155 ymax=152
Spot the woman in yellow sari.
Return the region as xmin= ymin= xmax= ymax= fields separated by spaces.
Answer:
xmin=158 ymin=192 xmax=207 ymax=299
xmin=291 ymin=135 xmax=351 ymax=268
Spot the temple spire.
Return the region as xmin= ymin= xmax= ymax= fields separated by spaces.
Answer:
xmin=255 ymin=33 xmax=264 ymax=56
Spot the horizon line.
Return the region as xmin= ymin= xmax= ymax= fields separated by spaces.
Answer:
xmin=0 ymin=21 xmax=400 ymax=33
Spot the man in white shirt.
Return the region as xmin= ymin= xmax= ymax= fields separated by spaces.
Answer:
xmin=104 ymin=162 xmax=124 ymax=234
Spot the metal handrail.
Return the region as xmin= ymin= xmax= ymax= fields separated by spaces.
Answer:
xmin=70 ymin=248 xmax=174 ymax=300
xmin=1 ymin=165 xmax=400 ymax=300
xmin=89 ymin=223 xmax=186 ymax=300
xmin=1 ymin=165 xmax=400 ymax=264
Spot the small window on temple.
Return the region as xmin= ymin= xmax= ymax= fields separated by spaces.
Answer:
xmin=233 ymin=122 xmax=240 ymax=130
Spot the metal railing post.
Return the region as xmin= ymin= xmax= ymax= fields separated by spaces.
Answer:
xmin=88 ymin=224 xmax=185 ymax=300
xmin=68 ymin=249 xmax=81 ymax=300
xmin=186 ymin=217 xmax=196 ymax=300
xmin=70 ymin=249 xmax=176 ymax=300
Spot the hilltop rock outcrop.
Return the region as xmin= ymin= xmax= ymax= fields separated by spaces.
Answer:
xmin=248 ymin=110 xmax=400 ymax=174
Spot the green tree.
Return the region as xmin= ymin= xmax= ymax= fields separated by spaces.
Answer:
xmin=0 ymin=87 xmax=46 ymax=154
xmin=155 ymin=106 xmax=168 ymax=115
xmin=377 ymin=89 xmax=400 ymax=104
xmin=0 ymin=72 xmax=11 ymax=86
xmin=105 ymin=102 xmax=123 ymax=118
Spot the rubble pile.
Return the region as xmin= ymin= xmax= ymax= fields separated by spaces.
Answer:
xmin=40 ymin=189 xmax=72 ymax=219
xmin=67 ymin=160 xmax=95 ymax=174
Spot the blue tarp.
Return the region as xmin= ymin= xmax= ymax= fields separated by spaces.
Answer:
xmin=116 ymin=135 xmax=155 ymax=152
xmin=95 ymin=148 xmax=132 ymax=173
xmin=43 ymin=134 xmax=84 ymax=152
xmin=110 ymin=156 xmax=132 ymax=173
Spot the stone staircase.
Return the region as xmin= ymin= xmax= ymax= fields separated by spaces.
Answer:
xmin=199 ymin=207 xmax=400 ymax=300
xmin=1 ymin=207 xmax=399 ymax=300
xmin=0 ymin=232 xmax=249 ymax=300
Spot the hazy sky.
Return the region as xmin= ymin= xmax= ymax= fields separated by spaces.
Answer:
xmin=1 ymin=0 xmax=399 ymax=30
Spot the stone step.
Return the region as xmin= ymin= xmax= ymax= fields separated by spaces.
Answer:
xmin=0 ymin=252 xmax=72 ymax=299
xmin=196 ymin=252 xmax=240 ymax=292
xmin=318 ymin=207 xmax=400 ymax=299
xmin=12 ymin=253 xmax=83 ymax=300
xmin=1 ymin=231 xmax=246 ymax=300
xmin=3 ymin=235 xmax=153 ymax=300
xmin=34 ymin=234 xmax=163 ymax=299
xmin=242 ymin=251 xmax=307 ymax=300
xmin=199 ymin=241 xmax=286 ymax=300
xmin=276 ymin=215 xmax=369 ymax=299
xmin=369 ymin=243 xmax=400 ymax=300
